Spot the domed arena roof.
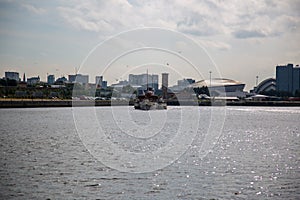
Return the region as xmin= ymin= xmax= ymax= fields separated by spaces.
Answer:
xmin=190 ymin=78 xmax=244 ymax=88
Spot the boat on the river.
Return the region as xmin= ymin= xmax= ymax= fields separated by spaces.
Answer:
xmin=134 ymin=87 xmax=167 ymax=110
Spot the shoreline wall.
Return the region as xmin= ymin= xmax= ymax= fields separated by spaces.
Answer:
xmin=0 ymin=99 xmax=130 ymax=108
xmin=1 ymin=99 xmax=300 ymax=108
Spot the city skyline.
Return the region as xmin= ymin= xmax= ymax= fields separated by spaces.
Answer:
xmin=0 ymin=1 xmax=299 ymax=90
xmin=2 ymin=63 xmax=299 ymax=100
xmin=3 ymin=63 xmax=299 ymax=91
xmin=2 ymin=70 xmax=187 ymax=88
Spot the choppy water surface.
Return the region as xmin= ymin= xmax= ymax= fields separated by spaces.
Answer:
xmin=0 ymin=106 xmax=299 ymax=199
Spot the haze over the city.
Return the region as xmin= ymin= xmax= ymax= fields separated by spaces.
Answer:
xmin=0 ymin=0 xmax=299 ymax=90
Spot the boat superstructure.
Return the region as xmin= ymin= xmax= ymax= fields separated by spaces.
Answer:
xmin=134 ymin=88 xmax=167 ymax=110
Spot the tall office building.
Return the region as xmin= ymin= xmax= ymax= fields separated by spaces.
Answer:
xmin=95 ymin=76 xmax=103 ymax=87
xmin=129 ymin=73 xmax=159 ymax=90
xmin=276 ymin=63 xmax=300 ymax=95
xmin=162 ymin=73 xmax=169 ymax=99
xmin=23 ymin=73 xmax=26 ymax=82
xmin=177 ymin=78 xmax=195 ymax=87
xmin=68 ymin=74 xmax=89 ymax=84
xmin=27 ymin=76 xmax=40 ymax=85
xmin=47 ymin=75 xmax=55 ymax=85
xmin=102 ymin=81 xmax=107 ymax=88
xmin=5 ymin=72 xmax=20 ymax=81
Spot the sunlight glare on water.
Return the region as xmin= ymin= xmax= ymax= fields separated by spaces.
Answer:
xmin=0 ymin=106 xmax=299 ymax=199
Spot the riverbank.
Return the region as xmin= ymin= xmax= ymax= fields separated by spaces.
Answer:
xmin=1 ymin=99 xmax=300 ymax=108
xmin=0 ymin=99 xmax=129 ymax=108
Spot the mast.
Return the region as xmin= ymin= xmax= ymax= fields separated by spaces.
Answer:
xmin=146 ymin=69 xmax=148 ymax=90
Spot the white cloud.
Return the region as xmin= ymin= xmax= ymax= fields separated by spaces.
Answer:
xmin=22 ymin=3 xmax=46 ymax=15
xmin=56 ymin=0 xmax=299 ymax=42
xmin=199 ymin=40 xmax=231 ymax=51
xmin=1 ymin=0 xmax=298 ymax=89
xmin=218 ymin=0 xmax=300 ymax=39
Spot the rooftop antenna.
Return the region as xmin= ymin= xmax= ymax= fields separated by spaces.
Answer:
xmin=209 ymin=71 xmax=212 ymax=87
xmin=256 ymin=76 xmax=259 ymax=86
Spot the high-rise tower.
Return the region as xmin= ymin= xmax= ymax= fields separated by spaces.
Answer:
xmin=23 ymin=73 xmax=26 ymax=82
xmin=162 ymin=73 xmax=169 ymax=99
xmin=276 ymin=63 xmax=300 ymax=96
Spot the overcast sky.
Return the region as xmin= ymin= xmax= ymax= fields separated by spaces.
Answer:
xmin=0 ymin=0 xmax=299 ymax=90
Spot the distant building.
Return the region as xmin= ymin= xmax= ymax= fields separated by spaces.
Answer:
xmin=129 ymin=73 xmax=159 ymax=91
xmin=86 ymin=83 xmax=96 ymax=90
xmin=177 ymin=79 xmax=187 ymax=87
xmin=5 ymin=72 xmax=20 ymax=81
xmin=111 ymin=80 xmax=129 ymax=91
xmin=102 ymin=81 xmax=107 ymax=88
xmin=47 ymin=75 xmax=55 ymax=85
xmin=186 ymin=78 xmax=196 ymax=84
xmin=55 ymin=76 xmax=67 ymax=84
xmin=27 ymin=76 xmax=40 ymax=85
xmin=178 ymin=78 xmax=195 ymax=87
xmin=276 ymin=63 xmax=300 ymax=95
xmin=118 ymin=80 xmax=129 ymax=85
xmin=68 ymin=74 xmax=89 ymax=84
xmin=22 ymin=73 xmax=26 ymax=82
xmin=95 ymin=76 xmax=103 ymax=87
xmin=19 ymin=73 xmax=27 ymax=87
xmin=252 ymin=78 xmax=276 ymax=94
xmin=162 ymin=73 xmax=169 ymax=99
xmin=191 ymin=78 xmax=246 ymax=98
xmin=95 ymin=76 xmax=108 ymax=88
xmin=169 ymin=78 xmax=196 ymax=92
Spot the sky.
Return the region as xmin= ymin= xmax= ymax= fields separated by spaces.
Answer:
xmin=0 ymin=0 xmax=299 ymax=90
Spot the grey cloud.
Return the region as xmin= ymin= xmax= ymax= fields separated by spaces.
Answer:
xmin=176 ymin=16 xmax=219 ymax=36
xmin=57 ymin=0 xmax=300 ymax=41
xmin=234 ymin=30 xmax=267 ymax=39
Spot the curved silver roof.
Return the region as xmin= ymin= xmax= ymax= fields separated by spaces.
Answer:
xmin=190 ymin=78 xmax=244 ymax=88
xmin=254 ymin=78 xmax=276 ymax=93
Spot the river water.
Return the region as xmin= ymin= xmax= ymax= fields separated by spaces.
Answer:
xmin=0 ymin=106 xmax=299 ymax=199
